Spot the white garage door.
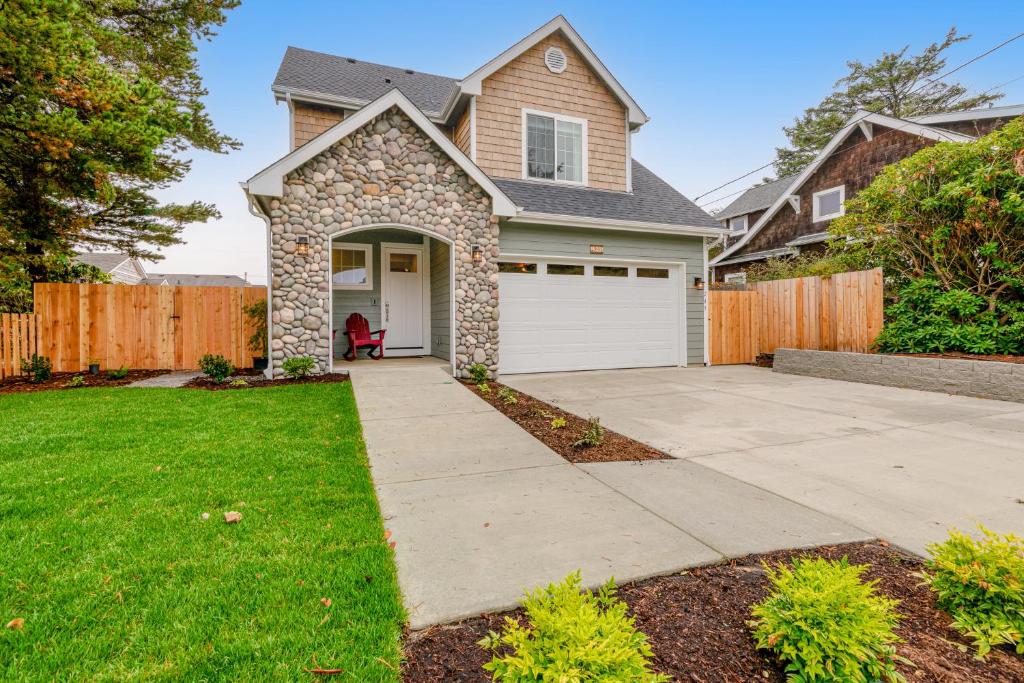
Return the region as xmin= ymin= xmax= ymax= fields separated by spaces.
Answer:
xmin=499 ymin=260 xmax=684 ymax=374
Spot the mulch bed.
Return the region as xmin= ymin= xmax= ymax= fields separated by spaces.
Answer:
xmin=0 ymin=369 xmax=167 ymax=394
xmin=402 ymin=541 xmax=1024 ymax=682
xmin=894 ymin=352 xmax=1024 ymax=364
xmin=184 ymin=372 xmax=350 ymax=391
xmin=462 ymin=380 xmax=668 ymax=463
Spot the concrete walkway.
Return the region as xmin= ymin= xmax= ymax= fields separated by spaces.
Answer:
xmin=125 ymin=371 xmax=201 ymax=388
xmin=350 ymin=358 xmax=867 ymax=629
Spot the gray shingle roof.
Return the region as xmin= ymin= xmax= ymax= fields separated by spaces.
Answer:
xmin=144 ymin=274 xmax=250 ymax=287
xmin=273 ymin=47 xmax=457 ymax=117
xmin=716 ymin=176 xmax=793 ymax=221
xmin=493 ymin=161 xmax=719 ymax=229
xmin=74 ymin=252 xmax=130 ymax=273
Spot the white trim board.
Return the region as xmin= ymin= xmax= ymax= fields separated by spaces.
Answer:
xmin=710 ymin=109 xmax=974 ymax=267
xmin=245 ymin=89 xmax=517 ymax=216
xmin=509 ymin=211 xmax=727 ymax=238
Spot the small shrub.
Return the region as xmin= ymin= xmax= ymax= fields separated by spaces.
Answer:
xmin=468 ymin=363 xmax=489 ymax=384
xmin=550 ymin=417 xmax=567 ymax=430
xmin=922 ymin=526 xmax=1024 ymax=658
xmin=281 ymin=355 xmax=315 ymax=379
xmin=64 ymin=375 xmax=86 ymax=388
xmin=477 ymin=382 xmax=490 ymax=395
xmin=106 ymin=366 xmax=129 ymax=380
xmin=479 ymin=571 xmax=667 ymax=682
xmin=199 ymin=354 xmax=234 ymax=383
xmin=750 ymin=557 xmax=907 ymax=683
xmin=21 ymin=354 xmax=52 ymax=383
xmin=497 ymin=386 xmax=518 ymax=405
xmin=573 ymin=417 xmax=604 ymax=448
xmin=229 ymin=379 xmax=249 ymax=388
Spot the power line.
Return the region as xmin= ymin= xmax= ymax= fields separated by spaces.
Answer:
xmin=692 ymin=30 xmax=1024 ymax=204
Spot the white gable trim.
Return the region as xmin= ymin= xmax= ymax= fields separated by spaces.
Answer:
xmin=710 ymin=110 xmax=973 ymax=266
xmin=459 ymin=15 xmax=649 ymax=128
xmin=909 ymin=104 xmax=1024 ymax=125
xmin=245 ymin=89 xmax=517 ymax=217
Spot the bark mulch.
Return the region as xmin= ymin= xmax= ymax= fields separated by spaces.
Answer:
xmin=402 ymin=541 xmax=1024 ymax=683
xmin=894 ymin=352 xmax=1024 ymax=364
xmin=0 ymin=369 xmax=167 ymax=394
xmin=462 ymin=380 xmax=668 ymax=463
xmin=184 ymin=372 xmax=350 ymax=391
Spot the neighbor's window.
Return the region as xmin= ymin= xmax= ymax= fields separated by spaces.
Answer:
xmin=594 ymin=266 xmax=628 ymax=277
xmin=728 ymin=215 xmax=747 ymax=233
xmin=525 ymin=111 xmax=585 ymax=184
xmin=332 ymin=243 xmax=373 ymax=289
xmin=547 ymin=263 xmax=584 ymax=275
xmin=637 ymin=267 xmax=669 ymax=279
xmin=812 ymin=185 xmax=845 ymax=222
xmin=498 ymin=262 xmax=538 ymax=274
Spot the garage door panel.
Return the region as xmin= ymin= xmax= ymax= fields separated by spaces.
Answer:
xmin=499 ymin=260 xmax=683 ymax=374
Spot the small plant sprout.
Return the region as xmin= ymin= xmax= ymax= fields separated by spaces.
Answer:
xmin=281 ymin=355 xmax=315 ymax=379
xmin=106 ymin=366 xmax=129 ymax=380
xmin=229 ymin=379 xmax=249 ymax=388
xmin=573 ymin=417 xmax=604 ymax=448
xmin=477 ymin=382 xmax=490 ymax=394
xmin=64 ymin=375 xmax=86 ymax=388
xmin=497 ymin=386 xmax=518 ymax=405
xmin=550 ymin=417 xmax=567 ymax=430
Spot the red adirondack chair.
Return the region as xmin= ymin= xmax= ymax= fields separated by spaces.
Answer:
xmin=342 ymin=313 xmax=385 ymax=361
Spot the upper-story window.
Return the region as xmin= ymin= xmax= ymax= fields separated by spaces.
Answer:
xmin=523 ymin=109 xmax=587 ymax=185
xmin=728 ymin=215 xmax=748 ymax=233
xmin=812 ymin=185 xmax=845 ymax=222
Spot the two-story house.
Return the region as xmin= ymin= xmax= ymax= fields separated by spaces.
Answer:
xmin=243 ymin=15 xmax=724 ymax=378
xmin=710 ymin=104 xmax=1024 ymax=283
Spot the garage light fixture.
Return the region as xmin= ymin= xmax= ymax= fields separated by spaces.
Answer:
xmin=472 ymin=245 xmax=483 ymax=264
xmin=296 ymin=235 xmax=309 ymax=257
xmin=693 ymin=276 xmax=704 ymax=290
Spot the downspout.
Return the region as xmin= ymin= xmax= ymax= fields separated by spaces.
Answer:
xmin=243 ymin=185 xmax=274 ymax=379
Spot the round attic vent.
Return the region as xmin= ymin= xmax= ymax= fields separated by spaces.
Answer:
xmin=544 ymin=47 xmax=567 ymax=74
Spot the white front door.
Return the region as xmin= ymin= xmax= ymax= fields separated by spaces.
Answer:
xmin=381 ymin=245 xmax=425 ymax=352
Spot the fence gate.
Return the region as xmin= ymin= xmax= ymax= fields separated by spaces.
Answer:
xmin=707 ymin=290 xmax=759 ymax=365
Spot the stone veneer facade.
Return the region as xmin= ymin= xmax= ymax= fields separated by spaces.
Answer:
xmin=266 ymin=106 xmax=500 ymax=377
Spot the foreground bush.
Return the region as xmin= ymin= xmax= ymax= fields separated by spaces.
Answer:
xmin=874 ymin=279 xmax=1024 ymax=355
xmin=199 ymin=354 xmax=234 ymax=383
xmin=479 ymin=571 xmax=667 ymax=682
xmin=923 ymin=527 xmax=1024 ymax=658
xmin=751 ymin=557 xmax=907 ymax=682
xmin=282 ymin=355 xmax=315 ymax=379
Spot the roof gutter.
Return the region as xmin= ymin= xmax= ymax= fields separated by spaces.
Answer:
xmin=509 ymin=211 xmax=728 ymax=238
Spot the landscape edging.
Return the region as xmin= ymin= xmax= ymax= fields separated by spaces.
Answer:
xmin=772 ymin=348 xmax=1024 ymax=403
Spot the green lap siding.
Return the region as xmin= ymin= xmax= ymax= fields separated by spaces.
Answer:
xmin=498 ymin=222 xmax=707 ymax=365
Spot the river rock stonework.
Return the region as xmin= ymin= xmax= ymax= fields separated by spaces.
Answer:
xmin=266 ymin=106 xmax=499 ymax=378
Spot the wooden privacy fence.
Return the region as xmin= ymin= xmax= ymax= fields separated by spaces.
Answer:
xmin=708 ymin=268 xmax=885 ymax=365
xmin=0 ymin=283 xmax=266 ymax=376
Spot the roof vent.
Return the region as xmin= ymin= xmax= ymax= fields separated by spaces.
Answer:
xmin=544 ymin=46 xmax=567 ymax=74
xmin=346 ymin=58 xmax=356 ymax=64
xmin=405 ymin=69 xmax=414 ymax=75
xmin=384 ymin=78 xmax=391 ymax=84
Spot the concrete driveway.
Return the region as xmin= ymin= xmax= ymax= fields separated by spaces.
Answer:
xmin=504 ymin=365 xmax=1024 ymax=557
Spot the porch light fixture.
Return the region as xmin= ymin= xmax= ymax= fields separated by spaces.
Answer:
xmin=472 ymin=245 xmax=483 ymax=264
xmin=296 ymin=235 xmax=309 ymax=257
xmin=693 ymin=276 xmax=704 ymax=290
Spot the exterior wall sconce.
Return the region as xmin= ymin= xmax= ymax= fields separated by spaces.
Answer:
xmin=472 ymin=245 xmax=483 ymax=264
xmin=693 ymin=276 xmax=704 ymax=290
xmin=296 ymin=235 xmax=309 ymax=257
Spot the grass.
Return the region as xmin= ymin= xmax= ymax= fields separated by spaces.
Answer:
xmin=0 ymin=383 xmax=404 ymax=681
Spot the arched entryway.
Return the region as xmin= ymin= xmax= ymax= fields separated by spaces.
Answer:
xmin=327 ymin=224 xmax=455 ymax=373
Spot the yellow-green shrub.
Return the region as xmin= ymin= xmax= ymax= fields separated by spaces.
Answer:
xmin=923 ymin=527 xmax=1024 ymax=658
xmin=479 ymin=571 xmax=667 ymax=682
xmin=751 ymin=557 xmax=907 ymax=682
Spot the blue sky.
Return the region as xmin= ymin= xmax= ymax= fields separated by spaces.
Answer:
xmin=153 ymin=0 xmax=1024 ymax=281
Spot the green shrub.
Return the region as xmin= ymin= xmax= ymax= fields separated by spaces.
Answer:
xmin=229 ymin=378 xmax=249 ymax=388
xmin=281 ymin=355 xmax=315 ymax=379
xmin=573 ymin=417 xmax=604 ymax=448
xmin=468 ymin=363 xmax=489 ymax=384
xmin=21 ymin=354 xmax=52 ymax=383
xmin=199 ymin=354 xmax=234 ymax=383
xmin=477 ymin=382 xmax=490 ymax=395
xmin=64 ymin=375 xmax=86 ymax=388
xmin=746 ymin=250 xmax=870 ymax=283
xmin=751 ymin=557 xmax=907 ymax=682
xmin=479 ymin=571 xmax=667 ymax=682
xmin=106 ymin=366 xmax=129 ymax=380
xmin=497 ymin=386 xmax=518 ymax=405
xmin=875 ymin=279 xmax=1024 ymax=355
xmin=550 ymin=417 xmax=566 ymax=430
xmin=922 ymin=527 xmax=1024 ymax=658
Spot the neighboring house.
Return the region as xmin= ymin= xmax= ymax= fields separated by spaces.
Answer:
xmin=73 ymin=252 xmax=148 ymax=284
xmin=243 ymin=15 xmax=724 ymax=378
xmin=710 ymin=104 xmax=1024 ymax=283
xmin=142 ymin=274 xmax=250 ymax=287
xmin=713 ymin=175 xmax=792 ymax=256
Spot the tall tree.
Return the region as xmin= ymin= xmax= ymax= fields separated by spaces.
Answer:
xmin=0 ymin=0 xmax=240 ymax=288
xmin=774 ymin=28 xmax=1003 ymax=178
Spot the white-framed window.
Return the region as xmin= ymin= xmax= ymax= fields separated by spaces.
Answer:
xmin=728 ymin=215 xmax=748 ymax=233
xmin=522 ymin=108 xmax=587 ymax=185
xmin=812 ymin=185 xmax=845 ymax=222
xmin=331 ymin=242 xmax=373 ymax=290
xmin=724 ymin=272 xmax=747 ymax=285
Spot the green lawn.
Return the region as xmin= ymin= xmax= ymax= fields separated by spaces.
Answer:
xmin=0 ymin=383 xmax=404 ymax=681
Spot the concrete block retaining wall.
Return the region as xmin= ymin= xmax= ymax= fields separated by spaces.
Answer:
xmin=773 ymin=348 xmax=1024 ymax=403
